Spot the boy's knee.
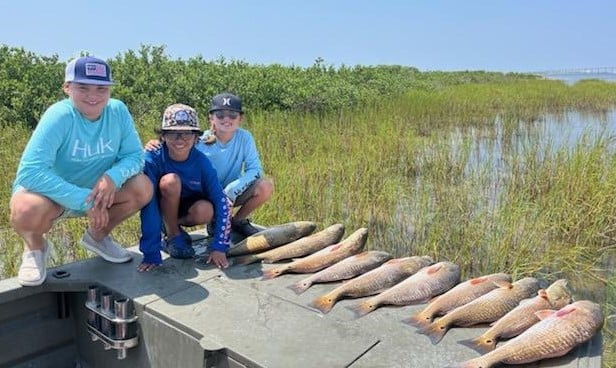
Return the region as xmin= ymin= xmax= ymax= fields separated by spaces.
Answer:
xmin=159 ymin=174 xmax=181 ymax=194
xmin=124 ymin=174 xmax=154 ymax=207
xmin=10 ymin=201 xmax=52 ymax=232
xmin=138 ymin=176 xmax=154 ymax=204
xmin=258 ymin=179 xmax=274 ymax=198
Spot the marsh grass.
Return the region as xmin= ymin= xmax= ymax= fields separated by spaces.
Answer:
xmin=1 ymin=79 xmax=616 ymax=365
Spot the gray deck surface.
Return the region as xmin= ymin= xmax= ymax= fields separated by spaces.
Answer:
xmin=0 ymin=233 xmax=603 ymax=368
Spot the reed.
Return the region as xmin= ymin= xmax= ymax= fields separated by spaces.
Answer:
xmin=1 ymin=79 xmax=615 ymax=365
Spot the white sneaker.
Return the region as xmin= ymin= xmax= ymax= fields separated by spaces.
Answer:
xmin=80 ymin=231 xmax=132 ymax=263
xmin=18 ymin=240 xmax=51 ymax=286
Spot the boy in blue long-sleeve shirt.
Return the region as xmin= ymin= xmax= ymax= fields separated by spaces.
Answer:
xmin=138 ymin=104 xmax=232 ymax=272
xmin=11 ymin=56 xmax=153 ymax=286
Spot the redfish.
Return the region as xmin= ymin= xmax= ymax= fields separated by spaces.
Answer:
xmin=459 ymin=278 xmax=572 ymax=353
xmin=227 ymin=221 xmax=317 ymax=257
xmin=289 ymin=251 xmax=392 ymax=294
xmin=310 ymin=256 xmax=434 ymax=314
xmin=448 ymin=300 xmax=603 ymax=368
xmin=350 ymin=261 xmax=460 ymax=318
xmin=418 ymin=277 xmax=540 ymax=344
xmin=261 ymin=228 xmax=368 ymax=280
xmin=405 ymin=273 xmax=512 ymax=328
xmin=231 ymin=223 xmax=345 ymax=265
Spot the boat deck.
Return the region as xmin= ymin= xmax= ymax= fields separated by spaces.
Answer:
xmin=0 ymin=232 xmax=603 ymax=368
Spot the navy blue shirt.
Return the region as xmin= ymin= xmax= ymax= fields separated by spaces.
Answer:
xmin=139 ymin=144 xmax=231 ymax=264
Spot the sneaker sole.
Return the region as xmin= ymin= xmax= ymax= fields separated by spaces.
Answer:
xmin=80 ymin=240 xmax=132 ymax=263
xmin=18 ymin=267 xmax=46 ymax=286
xmin=18 ymin=241 xmax=50 ymax=286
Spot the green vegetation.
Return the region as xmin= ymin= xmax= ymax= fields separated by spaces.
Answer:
xmin=1 ymin=45 xmax=616 ymax=366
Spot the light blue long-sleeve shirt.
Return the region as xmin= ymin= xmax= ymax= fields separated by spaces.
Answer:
xmin=198 ymin=128 xmax=263 ymax=202
xmin=12 ymin=98 xmax=144 ymax=213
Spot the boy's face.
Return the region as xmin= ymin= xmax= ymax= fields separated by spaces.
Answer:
xmin=209 ymin=109 xmax=243 ymax=134
xmin=63 ymin=82 xmax=111 ymax=121
xmin=161 ymin=131 xmax=199 ymax=157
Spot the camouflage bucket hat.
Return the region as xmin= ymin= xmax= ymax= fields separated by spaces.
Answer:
xmin=162 ymin=103 xmax=201 ymax=131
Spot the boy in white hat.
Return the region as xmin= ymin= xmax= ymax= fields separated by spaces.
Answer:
xmin=138 ymin=104 xmax=232 ymax=272
xmin=10 ymin=56 xmax=153 ymax=286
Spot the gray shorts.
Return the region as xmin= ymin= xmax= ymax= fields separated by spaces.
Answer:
xmin=13 ymin=186 xmax=85 ymax=223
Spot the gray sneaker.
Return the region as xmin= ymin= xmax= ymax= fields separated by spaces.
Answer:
xmin=81 ymin=231 xmax=132 ymax=263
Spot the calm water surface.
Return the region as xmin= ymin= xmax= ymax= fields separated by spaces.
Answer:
xmin=543 ymin=72 xmax=616 ymax=85
xmin=451 ymin=79 xmax=616 ymax=312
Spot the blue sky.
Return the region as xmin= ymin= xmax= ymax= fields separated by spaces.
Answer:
xmin=2 ymin=0 xmax=614 ymax=72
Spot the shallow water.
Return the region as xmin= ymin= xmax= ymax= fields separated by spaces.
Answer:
xmin=542 ymin=72 xmax=616 ymax=85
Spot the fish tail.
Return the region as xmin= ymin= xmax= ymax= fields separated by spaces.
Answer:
xmin=261 ymin=267 xmax=284 ymax=280
xmin=231 ymin=254 xmax=258 ymax=265
xmin=403 ymin=311 xmax=433 ymax=329
xmin=288 ymin=281 xmax=312 ymax=295
xmin=348 ymin=299 xmax=378 ymax=318
xmin=457 ymin=334 xmax=496 ymax=354
xmin=310 ymin=294 xmax=337 ymax=314
xmin=416 ymin=320 xmax=449 ymax=345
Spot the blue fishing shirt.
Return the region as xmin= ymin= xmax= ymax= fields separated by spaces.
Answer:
xmin=12 ymin=98 xmax=144 ymax=213
xmin=198 ymin=128 xmax=263 ymax=202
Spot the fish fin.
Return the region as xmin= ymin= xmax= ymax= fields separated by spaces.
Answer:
xmin=534 ymin=309 xmax=557 ymax=320
xmin=347 ymin=299 xmax=377 ymax=318
xmin=384 ymin=258 xmax=403 ymax=265
xmin=492 ymin=279 xmax=513 ymax=289
xmin=538 ymin=289 xmax=548 ymax=299
xmin=231 ymin=254 xmax=258 ymax=265
xmin=261 ymin=267 xmax=284 ymax=280
xmin=426 ymin=263 xmax=443 ymax=274
xmin=404 ymin=311 xmax=433 ymax=328
xmin=469 ymin=276 xmax=488 ymax=285
xmin=288 ymin=280 xmax=312 ymax=295
xmin=445 ymin=358 xmax=487 ymax=368
xmin=555 ymin=304 xmax=577 ymax=317
xmin=311 ymin=295 xmax=336 ymax=314
xmin=416 ymin=319 xmax=449 ymax=345
xmin=329 ymin=243 xmax=344 ymax=252
xmin=457 ymin=334 xmax=496 ymax=354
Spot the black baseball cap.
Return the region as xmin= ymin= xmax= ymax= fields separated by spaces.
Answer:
xmin=209 ymin=93 xmax=243 ymax=113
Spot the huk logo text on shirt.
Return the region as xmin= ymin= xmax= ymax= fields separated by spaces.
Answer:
xmin=72 ymin=138 xmax=114 ymax=158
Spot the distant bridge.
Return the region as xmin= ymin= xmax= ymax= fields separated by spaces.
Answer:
xmin=533 ymin=67 xmax=616 ymax=76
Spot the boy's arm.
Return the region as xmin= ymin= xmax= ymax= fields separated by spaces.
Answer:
xmin=139 ymin=156 xmax=163 ymax=265
xmin=14 ymin=107 xmax=91 ymax=212
xmin=201 ymin=159 xmax=232 ymax=253
xmin=104 ymin=102 xmax=145 ymax=188
xmin=224 ymin=132 xmax=263 ymax=202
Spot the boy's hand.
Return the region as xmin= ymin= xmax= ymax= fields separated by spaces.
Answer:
xmin=87 ymin=206 xmax=109 ymax=231
xmin=207 ymin=251 xmax=229 ymax=269
xmin=144 ymin=139 xmax=162 ymax=152
xmin=87 ymin=174 xmax=116 ymax=210
xmin=138 ymin=262 xmax=159 ymax=272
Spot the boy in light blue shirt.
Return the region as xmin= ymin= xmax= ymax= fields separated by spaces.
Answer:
xmin=10 ymin=56 xmax=153 ymax=286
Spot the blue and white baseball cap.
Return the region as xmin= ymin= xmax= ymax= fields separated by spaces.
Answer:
xmin=64 ymin=56 xmax=114 ymax=85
